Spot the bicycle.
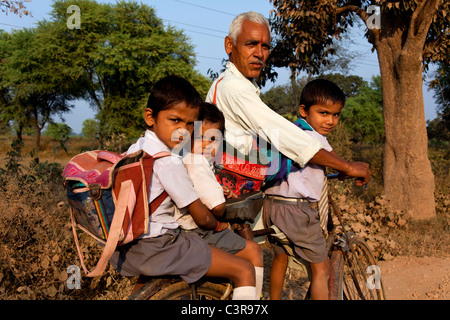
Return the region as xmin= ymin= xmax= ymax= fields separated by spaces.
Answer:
xmin=128 ymin=174 xmax=386 ymax=300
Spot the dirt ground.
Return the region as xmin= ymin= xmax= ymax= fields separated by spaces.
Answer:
xmin=262 ymin=249 xmax=450 ymax=300
xmin=377 ymin=256 xmax=450 ymax=300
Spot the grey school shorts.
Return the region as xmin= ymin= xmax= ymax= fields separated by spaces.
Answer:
xmin=110 ymin=228 xmax=211 ymax=284
xmin=263 ymin=197 xmax=328 ymax=264
xmin=190 ymin=228 xmax=247 ymax=255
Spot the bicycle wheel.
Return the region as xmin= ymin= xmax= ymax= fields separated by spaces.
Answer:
xmin=328 ymin=250 xmax=345 ymax=300
xmin=342 ymin=238 xmax=386 ymax=300
xmin=129 ymin=277 xmax=232 ymax=300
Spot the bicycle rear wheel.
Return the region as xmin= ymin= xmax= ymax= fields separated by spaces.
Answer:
xmin=328 ymin=250 xmax=345 ymax=300
xmin=342 ymin=238 xmax=385 ymax=300
xmin=128 ymin=277 xmax=232 ymax=300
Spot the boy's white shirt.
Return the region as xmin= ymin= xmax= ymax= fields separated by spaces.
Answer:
xmin=264 ymin=123 xmax=333 ymax=202
xmin=126 ymin=130 xmax=199 ymax=238
xmin=174 ymin=152 xmax=226 ymax=230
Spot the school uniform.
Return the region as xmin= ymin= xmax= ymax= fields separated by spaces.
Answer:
xmin=175 ymin=152 xmax=246 ymax=255
xmin=263 ymin=121 xmax=333 ymax=264
xmin=109 ymin=130 xmax=212 ymax=284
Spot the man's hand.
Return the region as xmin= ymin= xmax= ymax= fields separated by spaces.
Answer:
xmin=344 ymin=161 xmax=371 ymax=186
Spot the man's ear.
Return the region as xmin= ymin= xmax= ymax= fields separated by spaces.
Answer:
xmin=144 ymin=108 xmax=155 ymax=127
xmin=225 ymin=36 xmax=233 ymax=56
xmin=298 ymin=105 xmax=308 ymax=118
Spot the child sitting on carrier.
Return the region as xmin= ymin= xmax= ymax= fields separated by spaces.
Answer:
xmin=175 ymin=102 xmax=264 ymax=300
xmin=109 ymin=75 xmax=258 ymax=300
xmin=264 ymin=79 xmax=371 ymax=300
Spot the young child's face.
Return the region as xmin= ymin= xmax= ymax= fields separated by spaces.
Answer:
xmin=299 ymin=101 xmax=343 ymax=136
xmin=145 ymin=102 xmax=199 ymax=150
xmin=192 ymin=120 xmax=222 ymax=160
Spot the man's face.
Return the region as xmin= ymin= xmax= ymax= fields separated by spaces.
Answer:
xmin=225 ymin=20 xmax=270 ymax=80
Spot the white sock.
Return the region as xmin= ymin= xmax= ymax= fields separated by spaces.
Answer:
xmin=233 ymin=286 xmax=257 ymax=300
xmin=255 ymin=267 xmax=264 ymax=299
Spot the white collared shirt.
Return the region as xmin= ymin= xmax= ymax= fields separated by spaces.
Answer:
xmin=206 ymin=62 xmax=324 ymax=168
xmin=127 ymin=130 xmax=199 ymax=237
xmin=174 ymin=153 xmax=226 ymax=230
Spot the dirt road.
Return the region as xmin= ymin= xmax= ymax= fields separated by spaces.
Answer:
xmin=378 ymin=256 xmax=450 ymax=300
xmin=263 ymin=250 xmax=450 ymax=300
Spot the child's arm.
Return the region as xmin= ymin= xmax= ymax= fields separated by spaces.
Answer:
xmin=311 ymin=149 xmax=371 ymax=186
xmin=211 ymin=202 xmax=226 ymax=218
xmin=188 ymin=199 xmax=229 ymax=231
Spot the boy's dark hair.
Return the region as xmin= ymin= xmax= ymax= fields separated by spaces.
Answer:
xmin=146 ymin=75 xmax=203 ymax=119
xmin=199 ymin=102 xmax=225 ymax=135
xmin=299 ymin=79 xmax=346 ymax=111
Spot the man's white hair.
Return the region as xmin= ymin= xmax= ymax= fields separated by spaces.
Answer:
xmin=228 ymin=11 xmax=271 ymax=43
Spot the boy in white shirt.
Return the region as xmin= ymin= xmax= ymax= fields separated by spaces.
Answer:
xmin=176 ymin=102 xmax=264 ymax=299
xmin=264 ymin=79 xmax=371 ymax=300
xmin=110 ymin=76 xmax=258 ymax=300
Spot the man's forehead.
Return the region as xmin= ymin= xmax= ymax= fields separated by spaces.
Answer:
xmin=239 ymin=20 xmax=270 ymax=39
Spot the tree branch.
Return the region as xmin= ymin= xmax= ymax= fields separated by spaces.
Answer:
xmin=335 ymin=5 xmax=370 ymax=22
xmin=407 ymin=0 xmax=441 ymax=49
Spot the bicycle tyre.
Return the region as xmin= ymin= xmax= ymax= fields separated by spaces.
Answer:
xmin=342 ymin=238 xmax=386 ymax=300
xmin=328 ymin=250 xmax=345 ymax=300
xmin=129 ymin=277 xmax=232 ymax=300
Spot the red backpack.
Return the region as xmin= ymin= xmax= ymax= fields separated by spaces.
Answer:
xmin=63 ymin=149 xmax=169 ymax=277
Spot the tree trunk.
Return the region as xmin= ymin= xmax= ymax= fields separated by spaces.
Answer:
xmin=374 ymin=12 xmax=436 ymax=220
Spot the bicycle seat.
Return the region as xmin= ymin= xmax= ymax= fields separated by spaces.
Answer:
xmin=223 ymin=191 xmax=263 ymax=223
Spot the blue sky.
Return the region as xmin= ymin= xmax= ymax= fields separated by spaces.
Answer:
xmin=1 ymin=0 xmax=438 ymax=133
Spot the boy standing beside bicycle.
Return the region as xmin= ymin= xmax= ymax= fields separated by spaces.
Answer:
xmin=264 ymin=79 xmax=371 ymax=300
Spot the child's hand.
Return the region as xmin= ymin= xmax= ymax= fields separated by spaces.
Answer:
xmin=222 ymin=186 xmax=238 ymax=199
xmin=215 ymin=221 xmax=230 ymax=232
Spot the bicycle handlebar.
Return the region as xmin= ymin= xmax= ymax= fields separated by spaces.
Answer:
xmin=326 ymin=173 xmax=340 ymax=180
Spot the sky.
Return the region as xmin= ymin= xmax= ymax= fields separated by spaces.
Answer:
xmin=1 ymin=0 xmax=438 ymax=133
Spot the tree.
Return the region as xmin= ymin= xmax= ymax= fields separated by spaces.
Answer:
xmin=81 ymin=118 xmax=100 ymax=141
xmin=0 ymin=28 xmax=75 ymax=150
xmin=42 ymin=0 xmax=211 ymax=141
xmin=430 ymin=61 xmax=450 ymax=130
xmin=261 ymin=83 xmax=298 ymax=116
xmin=43 ymin=122 xmax=72 ymax=153
xmin=341 ymin=76 xmax=384 ymax=145
xmin=269 ymin=0 xmax=450 ymax=220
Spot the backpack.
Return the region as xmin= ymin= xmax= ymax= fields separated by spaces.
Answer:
xmin=262 ymin=118 xmax=313 ymax=189
xmin=63 ymin=149 xmax=170 ymax=277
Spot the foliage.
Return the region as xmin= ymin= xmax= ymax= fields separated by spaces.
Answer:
xmin=319 ymin=73 xmax=365 ymax=98
xmin=0 ymin=28 xmax=76 ymax=150
xmin=341 ymin=76 xmax=384 ymax=145
xmin=43 ymin=122 xmax=73 ymax=153
xmin=0 ymin=0 xmax=30 ymax=16
xmin=41 ymin=0 xmax=211 ymax=140
xmin=268 ymin=0 xmax=449 ymax=74
xmin=1 ymin=1 xmax=211 ymax=146
xmin=81 ymin=118 xmax=100 ymax=141
xmin=430 ymin=61 xmax=450 ymax=130
xmin=261 ymin=82 xmax=299 ymax=116
xmin=427 ymin=117 xmax=450 ymax=145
